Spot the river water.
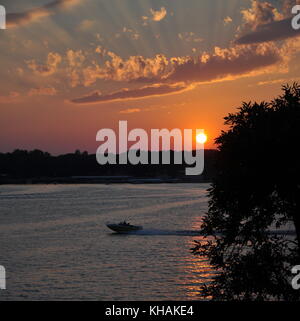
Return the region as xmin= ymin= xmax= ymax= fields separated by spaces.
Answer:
xmin=0 ymin=183 xmax=215 ymax=300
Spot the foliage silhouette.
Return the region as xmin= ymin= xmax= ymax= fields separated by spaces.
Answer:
xmin=192 ymin=84 xmax=300 ymax=300
xmin=0 ymin=149 xmax=217 ymax=182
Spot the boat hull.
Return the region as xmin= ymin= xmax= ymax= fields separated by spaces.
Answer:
xmin=106 ymin=224 xmax=143 ymax=233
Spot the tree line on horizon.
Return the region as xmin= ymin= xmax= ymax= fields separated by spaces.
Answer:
xmin=0 ymin=149 xmax=218 ymax=181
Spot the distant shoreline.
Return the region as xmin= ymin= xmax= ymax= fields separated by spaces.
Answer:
xmin=0 ymin=149 xmax=217 ymax=185
xmin=0 ymin=176 xmax=212 ymax=185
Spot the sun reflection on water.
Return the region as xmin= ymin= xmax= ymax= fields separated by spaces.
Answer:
xmin=179 ymin=217 xmax=217 ymax=300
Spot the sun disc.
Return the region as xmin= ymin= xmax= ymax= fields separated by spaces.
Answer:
xmin=196 ymin=133 xmax=207 ymax=144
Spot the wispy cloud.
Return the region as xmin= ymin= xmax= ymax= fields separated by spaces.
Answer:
xmin=119 ymin=108 xmax=141 ymax=114
xmin=178 ymin=32 xmax=203 ymax=43
xmin=0 ymin=91 xmax=21 ymax=104
xmin=257 ymin=76 xmax=300 ymax=86
xmin=0 ymin=87 xmax=58 ymax=103
xmin=77 ymin=19 xmax=96 ymax=32
xmin=71 ymin=83 xmax=190 ymax=104
xmin=121 ymin=27 xmax=140 ymax=40
xmin=28 ymin=87 xmax=57 ymax=97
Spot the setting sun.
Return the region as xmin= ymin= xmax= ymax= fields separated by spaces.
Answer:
xmin=196 ymin=133 xmax=208 ymax=144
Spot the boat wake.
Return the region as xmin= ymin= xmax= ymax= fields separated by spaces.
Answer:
xmin=109 ymin=228 xmax=296 ymax=236
xmin=110 ymin=228 xmax=204 ymax=236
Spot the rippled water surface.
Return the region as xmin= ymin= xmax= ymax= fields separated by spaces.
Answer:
xmin=0 ymin=183 xmax=214 ymax=300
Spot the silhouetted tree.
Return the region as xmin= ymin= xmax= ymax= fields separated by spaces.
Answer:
xmin=0 ymin=149 xmax=218 ymax=181
xmin=193 ymin=84 xmax=300 ymax=300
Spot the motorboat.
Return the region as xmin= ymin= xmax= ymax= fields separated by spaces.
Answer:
xmin=106 ymin=221 xmax=143 ymax=233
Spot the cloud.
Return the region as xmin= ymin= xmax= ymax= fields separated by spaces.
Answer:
xmin=27 ymin=38 xmax=293 ymax=105
xmin=142 ymin=7 xmax=167 ymax=24
xmin=121 ymin=27 xmax=140 ymax=40
xmin=239 ymin=0 xmax=282 ymax=31
xmin=26 ymin=50 xmax=87 ymax=89
xmin=0 ymin=92 xmax=21 ymax=104
xmin=71 ymin=83 xmax=190 ymax=104
xmin=178 ymin=32 xmax=203 ymax=43
xmin=71 ymin=40 xmax=292 ymax=103
xmin=27 ymin=87 xmax=57 ymax=96
xmin=282 ymin=0 xmax=300 ymax=16
xmin=166 ymin=43 xmax=285 ymax=84
xmin=7 ymin=0 xmax=82 ymax=28
xmin=0 ymin=87 xmax=57 ymax=104
xmin=1 ymin=86 xmax=58 ymax=103
xmin=119 ymin=108 xmax=141 ymax=114
xmin=29 ymin=39 xmax=288 ymax=98
xmin=66 ymin=50 xmax=85 ymax=68
xmin=236 ymin=18 xmax=300 ymax=44
xmin=150 ymin=7 xmax=167 ymax=21
xmin=256 ymin=76 xmax=300 ymax=86
xmin=38 ymin=43 xmax=287 ymax=89
xmin=77 ymin=19 xmax=96 ymax=31
xmin=81 ymin=52 xmax=186 ymax=85
xmin=66 ymin=50 xmax=86 ymax=87
xmin=79 ymin=40 xmax=287 ymax=89
xmin=235 ymin=0 xmax=300 ymax=44
xmin=27 ymin=52 xmax=62 ymax=76
xmin=224 ymin=16 xmax=233 ymax=25
xmin=21 ymin=2 xmax=297 ymax=105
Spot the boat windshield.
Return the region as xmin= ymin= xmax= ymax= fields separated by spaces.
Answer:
xmin=120 ymin=221 xmax=130 ymax=225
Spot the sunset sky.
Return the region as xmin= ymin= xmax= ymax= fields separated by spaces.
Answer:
xmin=1 ymin=0 xmax=300 ymax=154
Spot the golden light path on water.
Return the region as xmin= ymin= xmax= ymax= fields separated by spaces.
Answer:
xmin=181 ymin=217 xmax=215 ymax=299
